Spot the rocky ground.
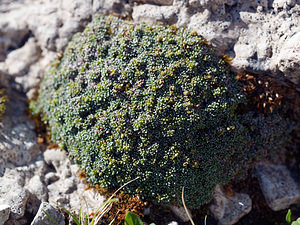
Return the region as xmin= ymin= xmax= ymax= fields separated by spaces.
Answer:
xmin=0 ymin=0 xmax=300 ymax=224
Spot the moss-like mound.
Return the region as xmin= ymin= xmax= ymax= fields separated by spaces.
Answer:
xmin=31 ymin=15 xmax=289 ymax=208
xmin=0 ymin=89 xmax=7 ymax=118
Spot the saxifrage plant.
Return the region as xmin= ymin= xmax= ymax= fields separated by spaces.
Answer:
xmin=31 ymin=15 xmax=289 ymax=208
xmin=0 ymin=89 xmax=7 ymax=118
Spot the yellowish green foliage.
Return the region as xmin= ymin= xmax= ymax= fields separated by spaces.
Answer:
xmin=32 ymin=15 xmax=290 ymax=208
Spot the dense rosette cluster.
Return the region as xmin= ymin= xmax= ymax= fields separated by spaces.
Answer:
xmin=32 ymin=15 xmax=288 ymax=208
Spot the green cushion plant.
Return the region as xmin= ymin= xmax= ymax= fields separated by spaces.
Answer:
xmin=0 ymin=89 xmax=7 ymax=118
xmin=31 ymin=15 xmax=289 ymax=208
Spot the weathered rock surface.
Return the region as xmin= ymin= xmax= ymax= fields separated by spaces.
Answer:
xmin=26 ymin=175 xmax=48 ymax=202
xmin=210 ymin=185 xmax=252 ymax=225
xmin=43 ymin=149 xmax=105 ymax=214
xmin=256 ymin=163 xmax=300 ymax=211
xmin=0 ymin=93 xmax=40 ymax=176
xmin=132 ymin=4 xmax=178 ymax=25
xmin=0 ymin=175 xmax=29 ymax=220
xmin=1 ymin=0 xmax=300 ymax=92
xmin=31 ymin=202 xmax=65 ymax=225
xmin=170 ymin=205 xmax=191 ymax=222
xmin=0 ymin=205 xmax=10 ymax=225
xmin=131 ymin=0 xmax=300 ymax=86
xmin=0 ymin=38 xmax=41 ymax=75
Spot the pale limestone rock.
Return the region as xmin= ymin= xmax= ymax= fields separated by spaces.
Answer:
xmin=26 ymin=175 xmax=48 ymax=202
xmin=0 ymin=95 xmax=40 ymax=176
xmin=43 ymin=149 xmax=69 ymax=175
xmin=0 ymin=8 xmax=29 ymax=61
xmin=256 ymin=163 xmax=300 ymax=211
xmin=0 ymin=177 xmax=29 ymax=219
xmin=31 ymin=202 xmax=65 ymax=225
xmin=167 ymin=222 xmax=179 ymax=225
xmin=92 ymin=0 xmax=131 ymax=17
xmin=15 ymin=51 xmax=56 ymax=93
xmin=1 ymin=38 xmax=41 ymax=75
xmin=273 ymin=0 xmax=296 ymax=10
xmin=210 ymin=185 xmax=252 ymax=225
xmin=0 ymin=205 xmax=10 ymax=225
xmin=132 ymin=4 xmax=178 ymax=25
xmin=271 ymin=31 xmax=300 ymax=84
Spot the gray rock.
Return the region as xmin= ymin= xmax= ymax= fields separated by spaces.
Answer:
xmin=16 ymin=51 xmax=56 ymax=93
xmin=210 ymin=185 xmax=252 ymax=225
xmin=0 ymin=9 xmax=29 ymax=61
xmin=133 ymin=0 xmax=300 ymax=86
xmin=0 ymin=94 xmax=40 ymax=176
xmin=170 ymin=205 xmax=191 ymax=222
xmin=132 ymin=4 xmax=178 ymax=25
xmin=45 ymin=172 xmax=60 ymax=185
xmin=135 ymin=0 xmax=174 ymax=5
xmin=270 ymin=31 xmax=300 ymax=85
xmin=0 ymin=205 xmax=10 ymax=225
xmin=4 ymin=218 xmax=28 ymax=225
xmin=143 ymin=207 xmax=151 ymax=216
xmin=273 ymin=0 xmax=296 ymax=10
xmin=93 ymin=0 xmax=130 ymax=16
xmin=26 ymin=175 xmax=48 ymax=202
xmin=256 ymin=163 xmax=300 ymax=211
xmin=43 ymin=149 xmax=70 ymax=175
xmin=0 ymin=38 xmax=41 ymax=76
xmin=0 ymin=177 xmax=29 ymax=219
xmin=167 ymin=222 xmax=179 ymax=225
xmin=26 ymin=192 xmax=42 ymax=217
xmin=31 ymin=202 xmax=65 ymax=225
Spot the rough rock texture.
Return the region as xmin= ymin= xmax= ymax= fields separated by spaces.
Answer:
xmin=0 ymin=94 xmax=40 ymax=176
xmin=132 ymin=4 xmax=178 ymax=25
xmin=0 ymin=174 xmax=30 ymax=220
xmin=1 ymin=0 xmax=300 ymax=92
xmin=43 ymin=149 xmax=105 ymax=213
xmin=210 ymin=185 xmax=252 ymax=225
xmin=31 ymin=202 xmax=65 ymax=225
xmin=0 ymin=148 xmax=105 ymax=224
xmin=170 ymin=205 xmax=191 ymax=222
xmin=130 ymin=0 xmax=300 ymax=87
xmin=0 ymin=205 xmax=10 ymax=225
xmin=256 ymin=163 xmax=300 ymax=211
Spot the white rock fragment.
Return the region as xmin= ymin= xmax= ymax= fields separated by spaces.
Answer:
xmin=31 ymin=202 xmax=65 ymax=225
xmin=3 ymin=38 xmax=41 ymax=75
xmin=0 ymin=177 xmax=29 ymax=219
xmin=0 ymin=205 xmax=10 ymax=225
xmin=167 ymin=222 xmax=179 ymax=225
xmin=26 ymin=175 xmax=48 ymax=202
xmin=210 ymin=185 xmax=252 ymax=225
xmin=132 ymin=4 xmax=178 ymax=25
xmin=256 ymin=163 xmax=300 ymax=211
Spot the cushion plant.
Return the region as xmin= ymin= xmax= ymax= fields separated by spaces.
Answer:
xmin=31 ymin=15 xmax=289 ymax=208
